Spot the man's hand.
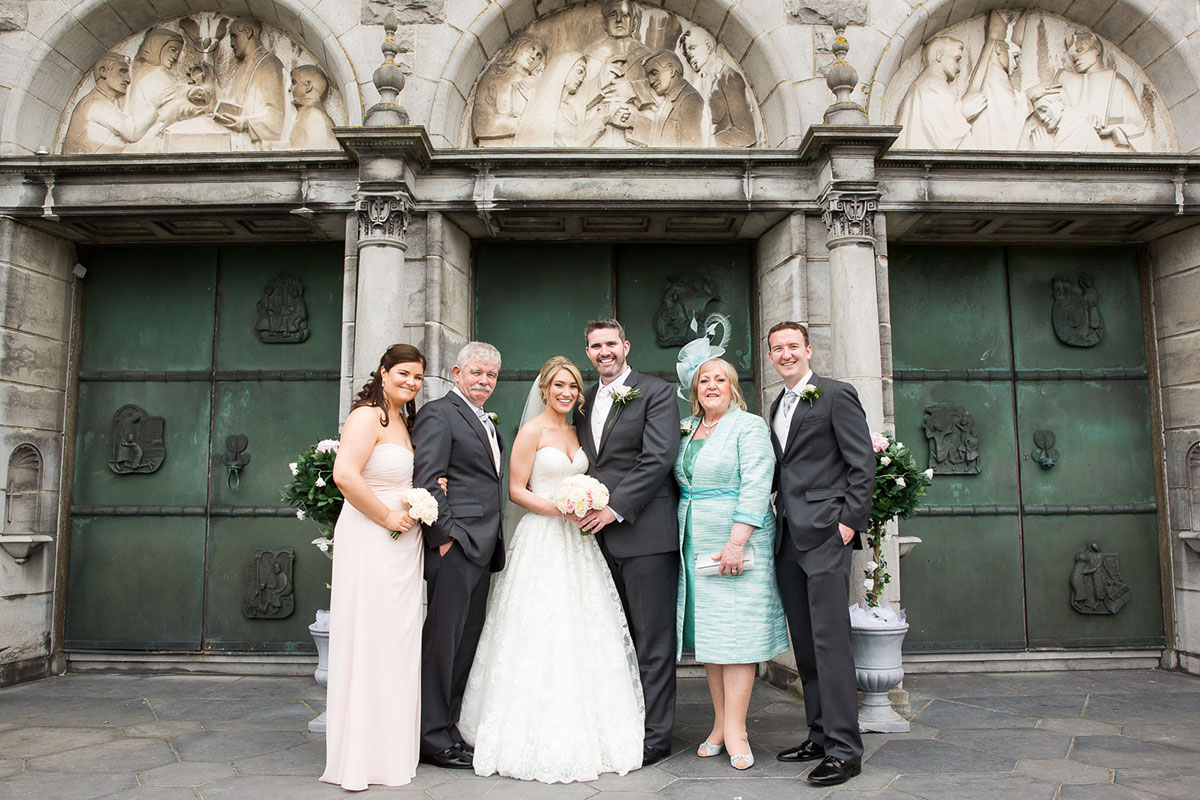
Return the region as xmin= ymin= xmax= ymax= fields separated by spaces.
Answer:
xmin=438 ymin=540 xmax=454 ymax=557
xmin=838 ymin=523 xmax=855 ymax=546
xmin=579 ymin=506 xmax=616 ymax=534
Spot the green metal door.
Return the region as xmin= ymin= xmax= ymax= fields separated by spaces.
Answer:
xmin=474 ymin=243 xmax=756 ymax=448
xmin=892 ymin=245 xmax=1163 ymax=652
xmin=67 ymin=244 xmax=341 ymax=652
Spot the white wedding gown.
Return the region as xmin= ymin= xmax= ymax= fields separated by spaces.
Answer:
xmin=459 ymin=446 xmax=645 ymax=783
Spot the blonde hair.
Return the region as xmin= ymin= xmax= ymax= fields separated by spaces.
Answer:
xmin=538 ymin=356 xmax=586 ymax=413
xmin=689 ymin=358 xmax=747 ymax=417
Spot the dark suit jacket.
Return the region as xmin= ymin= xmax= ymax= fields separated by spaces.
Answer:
xmin=412 ymin=391 xmax=506 ymax=572
xmin=575 ymin=368 xmax=680 ymax=558
xmin=770 ymin=374 xmax=874 ymax=552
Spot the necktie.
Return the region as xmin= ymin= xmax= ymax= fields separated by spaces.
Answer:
xmin=481 ymin=412 xmax=501 ymax=473
xmin=775 ymin=390 xmax=799 ymax=445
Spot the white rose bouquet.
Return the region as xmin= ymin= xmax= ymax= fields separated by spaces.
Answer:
xmin=553 ymin=474 xmax=610 ymax=531
xmin=391 ymin=487 xmax=439 ymax=539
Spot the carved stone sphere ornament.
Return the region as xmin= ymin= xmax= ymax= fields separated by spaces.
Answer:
xmin=463 ymin=2 xmax=764 ymax=148
xmin=1070 ymin=541 xmax=1130 ymax=615
xmin=255 ymin=275 xmax=310 ymax=343
xmin=885 ymin=11 xmax=1178 ymax=153
xmin=922 ymin=403 xmax=980 ymax=475
xmin=1052 ymin=274 xmax=1103 ymax=347
xmin=109 ymin=404 xmax=166 ymax=474
xmin=56 ymin=13 xmax=347 ymax=154
xmin=244 ymin=548 xmax=295 ymax=619
xmin=653 ymin=274 xmax=720 ymax=346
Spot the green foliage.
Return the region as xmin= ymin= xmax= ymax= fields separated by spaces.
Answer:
xmin=864 ymin=431 xmax=933 ymax=607
xmin=281 ymin=438 xmax=343 ymax=557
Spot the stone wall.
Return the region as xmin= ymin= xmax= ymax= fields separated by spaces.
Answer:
xmin=1149 ymin=225 xmax=1200 ymax=673
xmin=0 ymin=216 xmax=75 ymax=685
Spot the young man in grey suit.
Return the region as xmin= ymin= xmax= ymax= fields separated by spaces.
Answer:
xmin=575 ymin=319 xmax=680 ymax=766
xmin=767 ymin=321 xmax=873 ymax=786
xmin=412 ymin=342 xmax=505 ymax=770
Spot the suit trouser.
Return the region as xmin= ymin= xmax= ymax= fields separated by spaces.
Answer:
xmin=774 ymin=522 xmax=863 ymax=762
xmin=420 ymin=543 xmax=490 ymax=755
xmin=602 ymin=545 xmax=679 ymax=750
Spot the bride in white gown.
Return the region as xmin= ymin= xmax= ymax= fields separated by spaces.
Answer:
xmin=459 ymin=355 xmax=645 ymax=783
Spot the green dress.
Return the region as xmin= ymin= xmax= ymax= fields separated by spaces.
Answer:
xmin=674 ymin=408 xmax=789 ymax=664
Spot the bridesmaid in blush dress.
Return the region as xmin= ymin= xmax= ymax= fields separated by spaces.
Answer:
xmin=320 ymin=344 xmax=426 ymax=791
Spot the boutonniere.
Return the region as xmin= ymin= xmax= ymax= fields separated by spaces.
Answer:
xmin=609 ymin=386 xmax=642 ymax=407
xmin=681 ymin=418 xmax=697 ymax=437
xmin=486 ymin=411 xmax=499 ymax=424
xmin=799 ymin=385 xmax=823 ymax=407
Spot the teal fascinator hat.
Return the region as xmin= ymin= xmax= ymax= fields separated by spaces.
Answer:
xmin=675 ymin=313 xmax=732 ymax=399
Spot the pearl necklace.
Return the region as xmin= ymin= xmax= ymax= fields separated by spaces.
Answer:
xmin=700 ymin=415 xmax=724 ymax=434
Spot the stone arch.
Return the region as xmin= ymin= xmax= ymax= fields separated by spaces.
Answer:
xmin=423 ymin=0 xmax=799 ymax=148
xmin=1 ymin=0 xmax=362 ymax=156
xmin=864 ymin=0 xmax=1200 ymax=152
xmin=5 ymin=443 xmax=44 ymax=533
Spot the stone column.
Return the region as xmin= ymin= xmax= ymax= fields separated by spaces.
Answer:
xmin=352 ymin=184 xmax=415 ymax=389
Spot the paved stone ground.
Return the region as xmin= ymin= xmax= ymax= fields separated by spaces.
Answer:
xmin=1 ymin=669 xmax=1199 ymax=799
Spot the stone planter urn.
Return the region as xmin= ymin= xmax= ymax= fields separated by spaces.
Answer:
xmin=850 ymin=620 xmax=910 ymax=733
xmin=308 ymin=619 xmax=330 ymax=733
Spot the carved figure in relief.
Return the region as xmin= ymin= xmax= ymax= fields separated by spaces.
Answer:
xmin=288 ymin=65 xmax=340 ymax=150
xmin=1070 ymin=542 xmax=1130 ymax=615
xmin=1020 ymin=84 xmax=1103 ymax=152
xmin=922 ymin=403 xmax=980 ymax=475
xmin=894 ymin=37 xmax=986 ymax=150
xmin=1056 ymin=31 xmax=1147 ymax=151
xmin=472 ymin=33 xmax=548 ymax=147
xmin=588 ymin=0 xmax=654 ymax=90
xmin=244 ymin=549 xmax=295 ymax=619
xmin=127 ymin=28 xmax=209 ymax=150
xmin=644 ymin=50 xmax=704 ymax=147
xmin=553 ymin=54 xmax=593 ymax=146
xmin=108 ymin=404 xmax=166 ymax=474
xmin=256 ymin=274 xmax=310 ymax=343
xmin=214 ymin=18 xmax=286 ymax=147
xmin=653 ymin=274 xmax=720 ymax=347
xmin=1052 ymin=274 xmax=1104 ymax=347
xmin=582 ymin=54 xmax=656 ymax=146
xmin=679 ymin=27 xmax=755 ymax=147
xmin=960 ymin=11 xmax=1028 ymax=150
xmin=63 ymin=53 xmax=173 ymax=154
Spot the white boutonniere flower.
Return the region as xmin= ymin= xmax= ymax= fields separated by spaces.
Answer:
xmin=610 ymin=386 xmax=642 ymax=407
xmin=799 ymin=384 xmax=823 ymax=407
xmin=487 ymin=411 xmax=499 ymax=424
xmin=681 ymin=418 xmax=697 ymax=436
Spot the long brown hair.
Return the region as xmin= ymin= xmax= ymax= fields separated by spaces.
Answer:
xmin=352 ymin=344 xmax=426 ymax=430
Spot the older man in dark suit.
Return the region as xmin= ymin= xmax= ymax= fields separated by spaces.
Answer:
xmin=575 ymin=318 xmax=680 ymax=766
xmin=767 ymin=321 xmax=873 ymax=787
xmin=413 ymin=341 xmax=506 ymax=770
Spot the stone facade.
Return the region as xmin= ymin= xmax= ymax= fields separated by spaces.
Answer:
xmin=1 ymin=0 xmax=1200 ymax=684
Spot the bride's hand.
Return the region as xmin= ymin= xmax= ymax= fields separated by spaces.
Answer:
xmin=563 ymin=512 xmax=585 ymax=526
xmin=386 ymin=508 xmax=414 ymax=534
xmin=716 ymin=541 xmax=745 ymax=577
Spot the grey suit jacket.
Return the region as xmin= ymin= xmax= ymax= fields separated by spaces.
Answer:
xmin=769 ymin=374 xmax=874 ymax=552
xmin=575 ymin=368 xmax=680 ymax=558
xmin=412 ymin=391 xmax=506 ymax=572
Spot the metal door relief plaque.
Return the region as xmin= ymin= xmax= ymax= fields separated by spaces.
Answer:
xmin=1070 ymin=541 xmax=1130 ymax=615
xmin=222 ymin=434 xmax=251 ymax=489
xmin=1032 ymin=429 xmax=1058 ymax=469
xmin=244 ymin=548 xmax=295 ymax=619
xmin=653 ymin=274 xmax=719 ymax=346
xmin=109 ymin=405 xmax=166 ymax=474
xmin=255 ymin=275 xmax=309 ymax=343
xmin=922 ymin=404 xmax=980 ymax=475
xmin=1052 ymin=274 xmax=1104 ymax=347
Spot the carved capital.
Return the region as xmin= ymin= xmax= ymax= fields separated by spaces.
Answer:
xmin=356 ymin=190 xmax=412 ymax=250
xmin=820 ymin=187 xmax=879 ymax=247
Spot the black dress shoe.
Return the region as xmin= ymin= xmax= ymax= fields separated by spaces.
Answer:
xmin=776 ymin=739 xmax=825 ymax=762
xmin=806 ymin=755 xmax=861 ymax=786
xmin=454 ymin=741 xmax=475 ymax=757
xmin=642 ymin=745 xmax=671 ymax=766
xmin=420 ymin=746 xmax=473 ymax=769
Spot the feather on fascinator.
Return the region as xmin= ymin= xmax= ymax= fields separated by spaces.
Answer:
xmin=676 ymin=313 xmax=732 ymax=399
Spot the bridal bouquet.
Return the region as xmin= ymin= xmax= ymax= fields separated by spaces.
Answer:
xmin=553 ymin=474 xmax=610 ymax=525
xmin=282 ymin=437 xmax=343 ymax=559
xmin=391 ymin=487 xmax=439 ymax=539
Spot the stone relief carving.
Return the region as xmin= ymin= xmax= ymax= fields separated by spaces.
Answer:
xmin=923 ymin=403 xmax=980 ymax=475
xmin=357 ymin=192 xmax=412 ymax=248
xmin=821 ymin=188 xmax=879 ymax=243
xmin=244 ymin=548 xmax=295 ymax=619
xmin=1052 ymin=274 xmax=1104 ymax=347
xmin=256 ymin=275 xmax=310 ymax=344
xmin=464 ymin=1 xmax=763 ymax=148
xmin=109 ymin=405 xmax=165 ymax=474
xmin=653 ymin=274 xmax=719 ymax=347
xmin=1070 ymin=541 xmax=1130 ymax=615
xmin=58 ymin=14 xmax=346 ymax=154
xmin=887 ymin=11 xmax=1176 ymax=153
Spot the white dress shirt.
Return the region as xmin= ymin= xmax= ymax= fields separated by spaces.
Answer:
xmin=453 ymin=387 xmax=501 ymax=473
xmin=773 ymin=370 xmax=813 ymax=447
xmin=591 ymin=365 xmax=632 ymax=522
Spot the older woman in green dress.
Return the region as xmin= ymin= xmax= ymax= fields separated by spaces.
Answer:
xmin=675 ymin=357 xmax=789 ymax=771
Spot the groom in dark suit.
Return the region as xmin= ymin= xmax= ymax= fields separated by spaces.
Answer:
xmin=767 ymin=321 xmax=873 ymax=787
xmin=413 ymin=341 xmax=505 ymax=769
xmin=575 ymin=319 xmax=680 ymax=766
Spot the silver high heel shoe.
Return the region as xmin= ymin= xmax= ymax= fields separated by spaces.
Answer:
xmin=697 ymin=741 xmax=724 ymax=757
xmin=730 ymin=746 xmax=754 ymax=770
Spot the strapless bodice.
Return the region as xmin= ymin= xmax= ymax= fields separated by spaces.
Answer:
xmin=528 ymin=447 xmax=589 ymax=499
xmin=362 ymin=443 xmax=414 ymax=498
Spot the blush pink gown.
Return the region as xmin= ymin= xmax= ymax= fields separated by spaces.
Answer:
xmin=320 ymin=444 xmax=423 ymax=790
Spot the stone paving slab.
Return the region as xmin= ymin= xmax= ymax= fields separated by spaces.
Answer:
xmin=0 ymin=669 xmax=1199 ymax=799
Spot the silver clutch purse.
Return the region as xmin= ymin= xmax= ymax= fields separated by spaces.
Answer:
xmin=696 ymin=547 xmax=755 ymax=577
